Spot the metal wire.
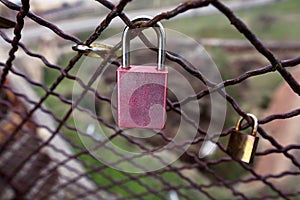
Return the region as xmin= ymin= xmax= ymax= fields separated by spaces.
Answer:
xmin=0 ymin=0 xmax=300 ymax=199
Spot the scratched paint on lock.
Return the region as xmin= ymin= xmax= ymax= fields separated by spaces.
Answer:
xmin=129 ymin=83 xmax=165 ymax=126
xmin=117 ymin=65 xmax=168 ymax=129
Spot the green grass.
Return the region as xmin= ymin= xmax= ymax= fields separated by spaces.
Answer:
xmin=36 ymin=0 xmax=300 ymax=199
xmin=164 ymin=0 xmax=300 ymax=41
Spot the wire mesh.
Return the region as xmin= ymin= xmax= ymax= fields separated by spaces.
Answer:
xmin=0 ymin=0 xmax=300 ymax=199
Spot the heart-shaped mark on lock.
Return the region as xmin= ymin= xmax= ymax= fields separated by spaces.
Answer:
xmin=129 ymin=83 xmax=166 ymax=128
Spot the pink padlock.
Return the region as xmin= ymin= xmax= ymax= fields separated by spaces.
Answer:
xmin=117 ymin=16 xmax=168 ymax=129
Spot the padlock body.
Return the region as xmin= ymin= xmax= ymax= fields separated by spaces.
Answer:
xmin=117 ymin=65 xmax=168 ymax=129
xmin=227 ymin=131 xmax=259 ymax=163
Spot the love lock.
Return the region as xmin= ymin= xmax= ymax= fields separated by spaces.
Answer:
xmin=117 ymin=16 xmax=168 ymax=129
xmin=227 ymin=113 xmax=260 ymax=164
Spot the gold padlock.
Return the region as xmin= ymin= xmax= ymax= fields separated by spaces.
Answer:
xmin=227 ymin=113 xmax=259 ymax=164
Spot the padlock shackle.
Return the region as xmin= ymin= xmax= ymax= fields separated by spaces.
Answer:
xmin=235 ymin=113 xmax=258 ymax=136
xmin=122 ymin=16 xmax=166 ymax=71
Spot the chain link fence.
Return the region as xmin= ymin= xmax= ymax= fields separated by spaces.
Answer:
xmin=0 ymin=0 xmax=300 ymax=199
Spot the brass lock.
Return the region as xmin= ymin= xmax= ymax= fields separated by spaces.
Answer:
xmin=227 ymin=113 xmax=259 ymax=164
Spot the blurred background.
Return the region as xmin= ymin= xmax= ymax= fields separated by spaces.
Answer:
xmin=0 ymin=0 xmax=299 ymax=199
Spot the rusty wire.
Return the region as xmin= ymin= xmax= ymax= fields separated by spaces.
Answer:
xmin=0 ymin=0 xmax=300 ymax=199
